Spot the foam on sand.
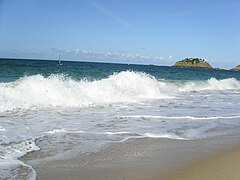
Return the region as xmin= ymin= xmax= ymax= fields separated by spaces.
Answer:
xmin=0 ymin=139 xmax=40 ymax=180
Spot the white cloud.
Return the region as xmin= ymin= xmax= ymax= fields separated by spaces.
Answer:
xmin=52 ymin=48 xmax=165 ymax=63
xmin=168 ymin=55 xmax=173 ymax=60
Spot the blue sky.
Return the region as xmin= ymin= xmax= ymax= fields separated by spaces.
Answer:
xmin=0 ymin=0 xmax=239 ymax=68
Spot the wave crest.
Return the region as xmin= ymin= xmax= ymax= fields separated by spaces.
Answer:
xmin=0 ymin=71 xmax=170 ymax=111
xmin=179 ymin=78 xmax=240 ymax=92
xmin=0 ymin=71 xmax=239 ymax=111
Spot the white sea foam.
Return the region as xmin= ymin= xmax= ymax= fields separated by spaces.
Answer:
xmin=0 ymin=71 xmax=239 ymax=111
xmin=45 ymin=128 xmax=68 ymax=134
xmin=0 ymin=71 xmax=171 ymax=111
xmin=45 ymin=128 xmax=84 ymax=134
xmin=144 ymin=133 xmax=186 ymax=140
xmin=0 ymin=139 xmax=40 ymax=160
xmin=117 ymin=115 xmax=240 ymax=120
xmin=0 ymin=139 xmax=40 ymax=180
xmin=0 ymin=126 xmax=6 ymax=131
xmin=178 ymin=77 xmax=240 ymax=92
xmin=104 ymin=131 xmax=132 ymax=135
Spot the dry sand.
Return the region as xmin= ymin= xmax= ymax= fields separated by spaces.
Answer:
xmin=23 ymin=136 xmax=240 ymax=180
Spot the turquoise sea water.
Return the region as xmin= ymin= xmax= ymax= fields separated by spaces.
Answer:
xmin=0 ymin=58 xmax=240 ymax=179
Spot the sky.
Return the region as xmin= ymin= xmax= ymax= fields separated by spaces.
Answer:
xmin=0 ymin=0 xmax=240 ymax=68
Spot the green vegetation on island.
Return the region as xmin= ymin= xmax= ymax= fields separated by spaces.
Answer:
xmin=174 ymin=58 xmax=213 ymax=69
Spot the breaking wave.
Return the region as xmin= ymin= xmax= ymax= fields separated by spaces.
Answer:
xmin=178 ymin=77 xmax=240 ymax=92
xmin=0 ymin=71 xmax=239 ymax=111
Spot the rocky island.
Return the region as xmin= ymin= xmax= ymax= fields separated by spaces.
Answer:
xmin=174 ymin=58 xmax=212 ymax=69
xmin=232 ymin=65 xmax=240 ymax=71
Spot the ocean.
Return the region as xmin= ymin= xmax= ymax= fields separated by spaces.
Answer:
xmin=0 ymin=58 xmax=240 ymax=179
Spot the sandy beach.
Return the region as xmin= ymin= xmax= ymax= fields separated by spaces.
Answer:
xmin=22 ymin=135 xmax=240 ymax=180
xmin=162 ymin=145 xmax=240 ymax=180
xmin=1 ymin=1 xmax=240 ymax=179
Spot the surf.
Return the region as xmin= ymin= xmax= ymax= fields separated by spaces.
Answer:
xmin=0 ymin=71 xmax=239 ymax=112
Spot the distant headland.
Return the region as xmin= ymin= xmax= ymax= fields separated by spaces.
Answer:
xmin=173 ymin=58 xmax=212 ymax=69
xmin=232 ymin=65 xmax=240 ymax=71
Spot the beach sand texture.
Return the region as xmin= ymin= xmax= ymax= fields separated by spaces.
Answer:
xmin=22 ymin=137 xmax=240 ymax=180
xmin=162 ymin=146 xmax=240 ymax=180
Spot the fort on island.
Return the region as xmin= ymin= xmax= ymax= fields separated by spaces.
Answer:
xmin=174 ymin=58 xmax=213 ymax=69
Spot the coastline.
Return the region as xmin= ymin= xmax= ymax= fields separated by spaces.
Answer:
xmin=23 ymin=135 xmax=240 ymax=180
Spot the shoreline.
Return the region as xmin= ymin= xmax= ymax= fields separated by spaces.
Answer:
xmin=22 ymin=135 xmax=240 ymax=180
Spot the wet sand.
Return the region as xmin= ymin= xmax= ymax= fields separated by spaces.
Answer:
xmin=23 ymin=136 xmax=240 ymax=180
xmin=161 ymin=145 xmax=240 ymax=180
